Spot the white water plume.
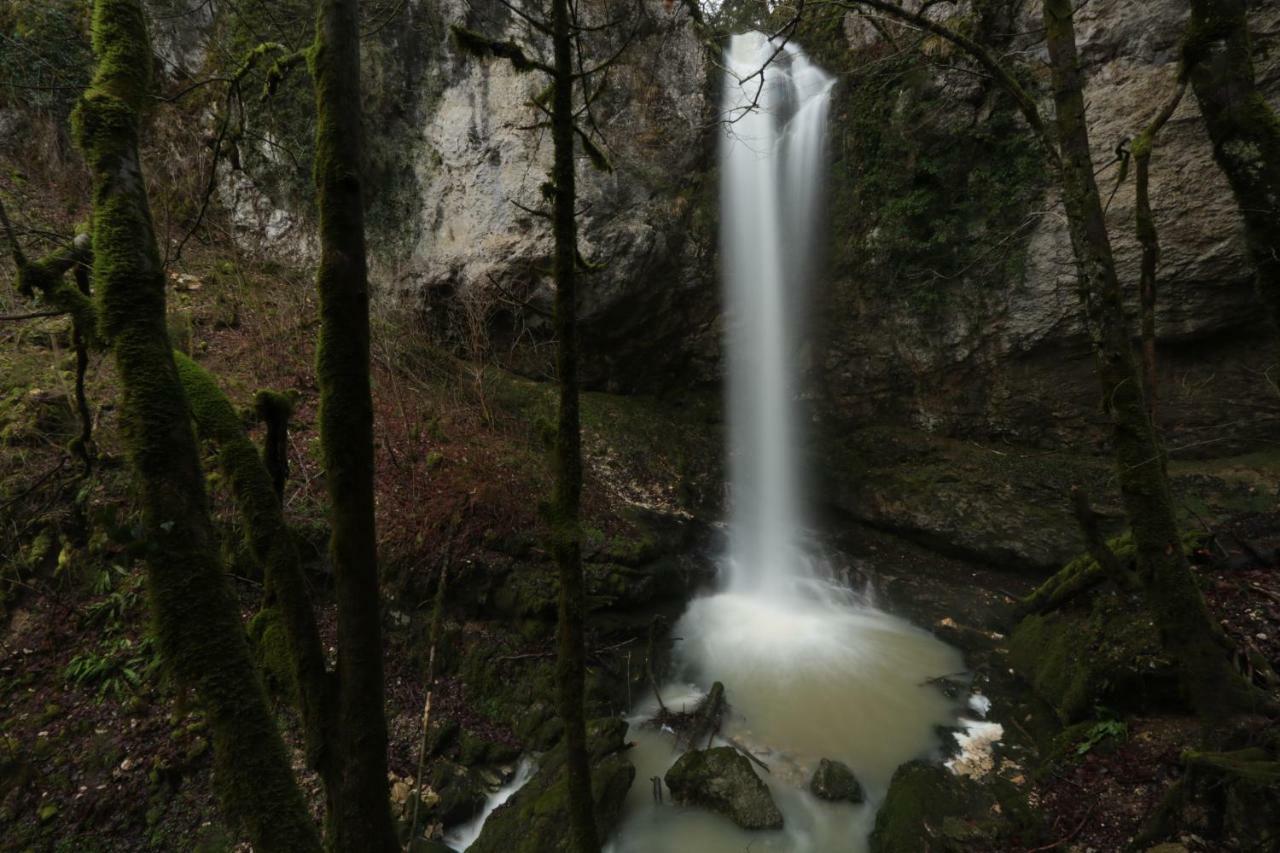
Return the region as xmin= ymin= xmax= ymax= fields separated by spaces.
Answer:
xmin=609 ymin=32 xmax=966 ymax=853
xmin=722 ymin=31 xmax=834 ymax=596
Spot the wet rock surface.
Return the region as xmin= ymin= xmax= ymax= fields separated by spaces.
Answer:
xmin=469 ymin=718 xmax=635 ymax=853
xmin=809 ymin=757 xmax=864 ymax=803
xmin=663 ymin=746 xmax=784 ymax=831
xmin=868 ymin=760 xmax=1039 ymax=852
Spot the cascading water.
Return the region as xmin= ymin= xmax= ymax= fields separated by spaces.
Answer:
xmin=721 ymin=30 xmax=831 ymax=595
xmin=608 ymin=33 xmax=969 ymax=852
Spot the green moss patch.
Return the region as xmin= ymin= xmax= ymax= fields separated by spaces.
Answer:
xmin=1009 ymin=589 xmax=1176 ymax=723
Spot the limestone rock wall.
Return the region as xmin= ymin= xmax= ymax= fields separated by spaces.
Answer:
xmin=811 ymin=0 xmax=1280 ymax=455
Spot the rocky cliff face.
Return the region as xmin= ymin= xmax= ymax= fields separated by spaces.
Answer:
xmin=375 ymin=0 xmax=721 ymax=391
xmin=132 ymin=0 xmax=1279 ymax=458
xmin=357 ymin=0 xmax=1280 ymax=457
xmin=810 ymin=0 xmax=1280 ymax=455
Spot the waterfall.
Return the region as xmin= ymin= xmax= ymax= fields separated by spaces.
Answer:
xmin=721 ymin=32 xmax=835 ymax=595
xmin=609 ymin=34 xmax=969 ymax=853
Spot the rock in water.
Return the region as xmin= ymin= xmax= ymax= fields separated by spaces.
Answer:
xmin=664 ymin=747 xmax=783 ymax=830
xmin=810 ymin=758 xmax=864 ymax=803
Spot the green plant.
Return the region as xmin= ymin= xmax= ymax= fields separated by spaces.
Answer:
xmin=65 ymin=564 xmax=160 ymax=702
xmin=64 ymin=634 xmax=160 ymax=702
xmin=1075 ymin=710 xmax=1128 ymax=755
xmin=82 ymin=564 xmax=143 ymax=628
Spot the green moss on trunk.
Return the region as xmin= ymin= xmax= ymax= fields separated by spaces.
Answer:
xmin=309 ymin=0 xmax=397 ymax=847
xmin=173 ymin=352 xmax=335 ymax=778
xmin=1186 ymin=0 xmax=1280 ymax=338
xmin=1043 ymin=0 xmax=1259 ymax=722
xmin=71 ymin=2 xmax=319 ymax=849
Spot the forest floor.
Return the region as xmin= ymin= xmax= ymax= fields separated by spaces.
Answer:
xmin=0 ymin=242 xmax=722 ymax=850
xmin=865 ymin=514 xmax=1280 ymax=852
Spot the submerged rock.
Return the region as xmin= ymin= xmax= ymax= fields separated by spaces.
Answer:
xmin=469 ymin=718 xmax=635 ymax=853
xmin=664 ymin=746 xmax=783 ymax=831
xmin=810 ymin=758 xmax=864 ymax=803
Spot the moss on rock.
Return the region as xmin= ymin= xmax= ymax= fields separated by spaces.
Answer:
xmin=468 ymin=718 xmax=635 ymax=853
xmin=870 ymin=760 xmax=1038 ymax=852
xmin=1009 ymin=589 xmax=1176 ymax=723
xmin=663 ymin=746 xmax=783 ymax=831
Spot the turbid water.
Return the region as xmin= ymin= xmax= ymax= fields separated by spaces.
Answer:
xmin=607 ymin=584 xmax=964 ymax=851
xmin=606 ymin=32 xmax=966 ymax=852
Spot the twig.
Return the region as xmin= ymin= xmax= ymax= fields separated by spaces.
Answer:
xmin=0 ymin=310 xmax=70 ymax=322
xmin=724 ymin=735 xmax=771 ymax=773
xmin=409 ymin=521 xmax=456 ymax=841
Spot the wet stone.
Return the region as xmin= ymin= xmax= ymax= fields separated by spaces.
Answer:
xmin=809 ymin=758 xmax=865 ymax=803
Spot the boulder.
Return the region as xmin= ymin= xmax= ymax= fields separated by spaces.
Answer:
xmin=458 ymin=729 xmax=521 ymax=767
xmin=810 ymin=758 xmax=864 ymax=804
xmin=1008 ymin=588 xmax=1177 ymax=723
xmin=425 ymin=760 xmax=488 ymax=826
xmin=870 ymin=760 xmax=1038 ymax=852
xmin=664 ymin=747 xmax=783 ymax=831
xmin=469 ymin=718 xmax=635 ymax=853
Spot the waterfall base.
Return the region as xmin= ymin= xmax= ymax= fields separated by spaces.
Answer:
xmin=607 ymin=585 xmax=963 ymax=852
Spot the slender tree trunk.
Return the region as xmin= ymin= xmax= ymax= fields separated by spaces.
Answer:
xmin=1185 ymin=0 xmax=1280 ymax=338
xmin=72 ymin=2 xmax=319 ymax=848
xmin=1131 ymin=76 xmax=1187 ymax=422
xmin=550 ymin=0 xmax=599 ymax=847
xmin=1043 ymin=0 xmax=1258 ymax=722
xmin=308 ymin=0 xmax=397 ymax=848
xmin=72 ymin=262 xmax=94 ymax=472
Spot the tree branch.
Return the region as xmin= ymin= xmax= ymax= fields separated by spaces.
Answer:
xmin=818 ymin=0 xmax=1060 ymax=166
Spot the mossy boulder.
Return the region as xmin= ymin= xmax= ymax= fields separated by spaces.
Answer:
xmin=810 ymin=758 xmax=864 ymax=804
xmin=1009 ymin=589 xmax=1176 ymax=723
xmin=1186 ymin=749 xmax=1280 ymax=846
xmin=425 ymin=760 xmax=488 ymax=826
xmin=870 ymin=761 xmax=1038 ymax=852
xmin=664 ymin=746 xmax=783 ymax=831
xmin=469 ymin=718 xmax=635 ymax=853
xmin=458 ymin=729 xmax=521 ymax=767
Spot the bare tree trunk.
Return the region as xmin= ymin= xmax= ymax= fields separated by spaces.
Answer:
xmin=1043 ymin=0 xmax=1259 ymax=722
xmin=551 ymin=0 xmax=599 ymax=846
xmin=1132 ymin=76 xmax=1187 ymax=422
xmin=309 ymin=0 xmax=397 ymax=848
xmin=1185 ymin=0 xmax=1280 ymax=340
xmin=71 ymin=262 xmax=94 ymax=472
xmin=72 ymin=1 xmax=319 ymax=848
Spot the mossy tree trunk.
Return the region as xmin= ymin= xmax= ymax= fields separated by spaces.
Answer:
xmin=550 ymin=0 xmax=600 ymax=846
xmin=308 ymin=0 xmax=397 ymax=848
xmin=71 ymin=1 xmax=320 ymax=849
xmin=1185 ymin=0 xmax=1280 ymax=338
xmin=1043 ymin=0 xmax=1258 ymax=722
xmin=172 ymin=353 xmax=336 ymax=782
